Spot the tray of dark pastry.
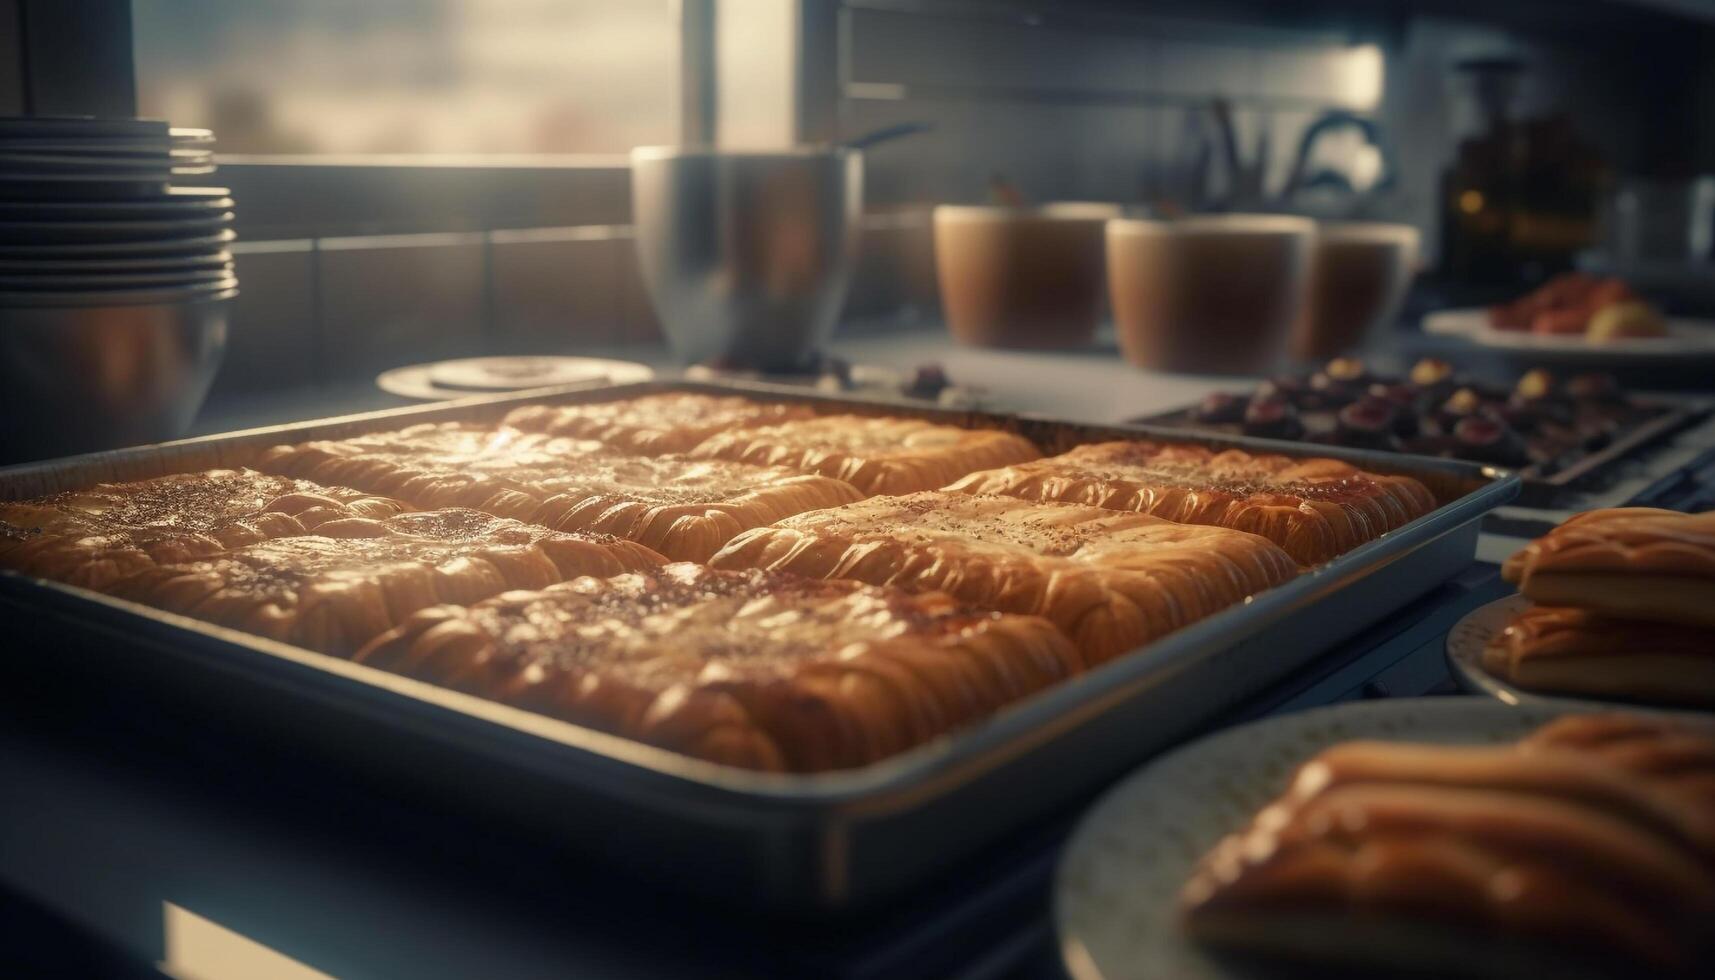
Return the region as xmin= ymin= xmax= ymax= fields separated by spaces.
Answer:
xmin=0 ymin=380 xmax=1515 ymax=912
xmin=1132 ymin=357 xmax=1707 ymax=504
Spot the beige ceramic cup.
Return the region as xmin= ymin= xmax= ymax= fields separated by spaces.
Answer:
xmin=934 ymin=203 xmax=1121 ymax=349
xmin=1292 ymin=222 xmax=1420 ymax=360
xmin=1108 ymin=214 xmax=1315 ymax=374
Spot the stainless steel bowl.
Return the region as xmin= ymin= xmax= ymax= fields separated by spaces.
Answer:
xmin=630 ymin=146 xmax=862 ymax=370
xmin=0 ymin=289 xmax=232 ymax=463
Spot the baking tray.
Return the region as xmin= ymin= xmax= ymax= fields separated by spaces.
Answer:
xmin=0 ymin=379 xmax=1518 ymax=914
xmin=1131 ymin=398 xmax=1707 ymax=508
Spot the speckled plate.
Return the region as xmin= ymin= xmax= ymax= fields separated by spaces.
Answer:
xmin=1055 ymin=697 xmax=1584 ymax=980
xmin=1449 ymin=594 xmax=1715 ymax=710
xmin=377 ymin=356 xmax=654 ymax=400
xmin=1423 ymin=306 xmax=1715 ymax=362
xmin=1445 ymin=593 xmax=1540 ymax=705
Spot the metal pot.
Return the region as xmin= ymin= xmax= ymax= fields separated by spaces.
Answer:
xmin=630 ymin=146 xmax=862 ymax=370
xmin=0 ymin=289 xmax=231 ymax=462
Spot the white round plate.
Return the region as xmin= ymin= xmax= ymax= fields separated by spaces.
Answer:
xmin=377 ymin=356 xmax=654 ymax=401
xmin=0 ymin=117 xmax=169 ymax=140
xmin=0 ymin=151 xmax=173 ymax=170
xmin=0 ymin=267 xmax=233 ymax=290
xmin=0 ymin=139 xmax=172 ymax=154
xmin=1055 ymin=696 xmax=1588 ymax=980
xmin=0 ymin=213 xmax=233 ymax=245
xmin=1423 ymin=306 xmax=1715 ymax=361
xmin=0 ymin=229 xmax=235 ymax=259
xmin=0 ymin=278 xmax=237 ymax=308
xmin=1448 ymin=594 xmax=1715 ymax=710
xmin=1445 ymin=594 xmax=1542 ymax=704
xmin=0 ymin=197 xmax=233 ymax=222
xmin=0 ymin=252 xmax=231 ymax=274
xmin=0 ymin=170 xmax=171 ymax=184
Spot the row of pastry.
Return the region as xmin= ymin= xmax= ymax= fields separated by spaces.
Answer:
xmin=0 ymin=394 xmax=1438 ymax=771
xmin=1182 ymin=710 xmax=1715 ymax=976
xmin=1177 ymin=508 xmax=1715 ymax=974
xmin=1488 ymin=507 xmax=1715 ymax=707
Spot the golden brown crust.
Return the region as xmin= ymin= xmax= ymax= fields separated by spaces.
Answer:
xmin=1501 ymin=508 xmax=1715 ymax=581
xmin=258 ymin=425 xmax=865 ymax=562
xmin=1483 ymin=606 xmax=1715 ymax=707
xmin=1181 ymin=716 xmax=1715 ymax=975
xmin=1501 ymin=509 xmax=1715 ymax=627
xmin=502 ymin=394 xmax=816 ymax=454
xmin=691 ymin=414 xmax=1042 ymax=496
xmin=709 ymin=491 xmax=1297 ymax=663
xmin=945 ymin=441 xmax=1437 ymax=565
xmin=354 ymin=563 xmax=1082 ymax=771
xmin=102 ymin=509 xmax=664 ymax=655
xmin=0 ymin=469 xmax=409 ymax=591
xmin=1520 ymin=714 xmax=1715 ymax=810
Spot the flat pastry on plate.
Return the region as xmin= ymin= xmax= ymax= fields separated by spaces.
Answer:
xmin=945 ymin=441 xmax=1437 ymax=565
xmin=1501 ymin=507 xmax=1715 ymax=628
xmin=259 ymin=429 xmax=864 ymax=562
xmin=101 ymin=509 xmax=664 ymax=655
xmin=502 ymin=393 xmax=816 ymax=454
xmin=1180 ymin=713 xmax=1715 ymax=978
xmin=355 ymin=562 xmax=1081 ymax=772
xmin=0 ymin=469 xmax=408 ymax=591
xmin=691 ymin=414 xmax=1042 ymax=495
xmin=1483 ymin=605 xmax=1715 ymax=707
xmin=709 ymin=491 xmax=1297 ymax=664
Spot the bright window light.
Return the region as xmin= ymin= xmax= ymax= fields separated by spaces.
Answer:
xmin=1335 ymin=43 xmax=1385 ymax=110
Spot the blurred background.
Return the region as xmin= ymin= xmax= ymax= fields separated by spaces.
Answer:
xmin=5 ymin=5 xmax=1715 ymax=976
xmin=5 ymin=0 xmax=1715 ymax=409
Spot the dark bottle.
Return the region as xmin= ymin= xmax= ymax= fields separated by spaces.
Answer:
xmin=1438 ymin=58 xmax=1607 ymax=288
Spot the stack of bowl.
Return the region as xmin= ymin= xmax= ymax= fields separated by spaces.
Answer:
xmin=0 ymin=117 xmax=235 ymax=463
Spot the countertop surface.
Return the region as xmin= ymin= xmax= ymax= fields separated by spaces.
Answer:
xmin=187 ymin=323 xmax=1249 ymax=437
xmin=4 ymin=322 xmax=1711 ymax=980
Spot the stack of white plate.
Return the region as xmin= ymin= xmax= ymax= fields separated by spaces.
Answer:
xmin=0 ymin=117 xmax=235 ymax=461
xmin=0 ymin=117 xmax=234 ymax=306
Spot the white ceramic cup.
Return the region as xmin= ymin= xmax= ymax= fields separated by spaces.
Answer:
xmin=1107 ymin=214 xmax=1316 ymax=373
xmin=934 ymin=202 xmax=1122 ymax=349
xmin=1292 ymin=221 xmax=1420 ymax=360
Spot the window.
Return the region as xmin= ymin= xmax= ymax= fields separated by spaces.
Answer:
xmin=133 ymin=0 xmax=677 ymax=158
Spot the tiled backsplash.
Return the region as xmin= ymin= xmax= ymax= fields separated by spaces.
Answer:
xmin=213 ymin=216 xmax=934 ymax=396
xmin=841 ymin=3 xmax=1381 ymax=208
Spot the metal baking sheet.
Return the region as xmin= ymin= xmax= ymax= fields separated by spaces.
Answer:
xmin=1131 ymin=398 xmax=1707 ymax=508
xmin=0 ymin=379 xmax=1518 ymax=913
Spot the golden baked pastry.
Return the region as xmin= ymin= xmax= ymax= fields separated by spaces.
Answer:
xmin=1483 ymin=605 xmax=1715 ymax=707
xmin=1501 ymin=508 xmax=1715 ymax=628
xmin=102 ymin=509 xmax=664 ymax=655
xmin=1519 ymin=714 xmax=1715 ymax=807
xmin=692 ymin=414 xmax=1042 ymax=495
xmin=710 ymin=491 xmax=1297 ymax=663
xmin=502 ymin=393 xmax=816 ymax=454
xmin=259 ymin=422 xmax=603 ymax=516
xmin=1181 ymin=715 xmax=1715 ymax=977
xmin=355 ymin=562 xmax=1081 ymax=772
xmin=0 ymin=469 xmax=408 ymax=591
xmin=945 ymin=441 xmax=1437 ymax=565
xmin=259 ymin=428 xmax=864 ymax=562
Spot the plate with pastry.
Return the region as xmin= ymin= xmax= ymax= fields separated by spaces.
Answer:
xmin=1448 ymin=506 xmax=1715 ymax=709
xmin=1055 ymin=698 xmax=1715 ymax=980
xmin=1423 ymin=274 xmax=1715 ymax=363
xmin=1448 ymin=594 xmax=1715 ymax=709
xmin=1499 ymin=506 xmax=1715 ymax=629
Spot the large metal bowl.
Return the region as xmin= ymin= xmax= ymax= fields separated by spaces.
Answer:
xmin=630 ymin=146 xmax=862 ymax=370
xmin=0 ymin=288 xmax=232 ymax=463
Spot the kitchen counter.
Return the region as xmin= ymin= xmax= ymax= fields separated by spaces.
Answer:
xmin=188 ymin=322 xmax=1244 ymax=437
xmin=3 ymin=321 xmax=1709 ymax=979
